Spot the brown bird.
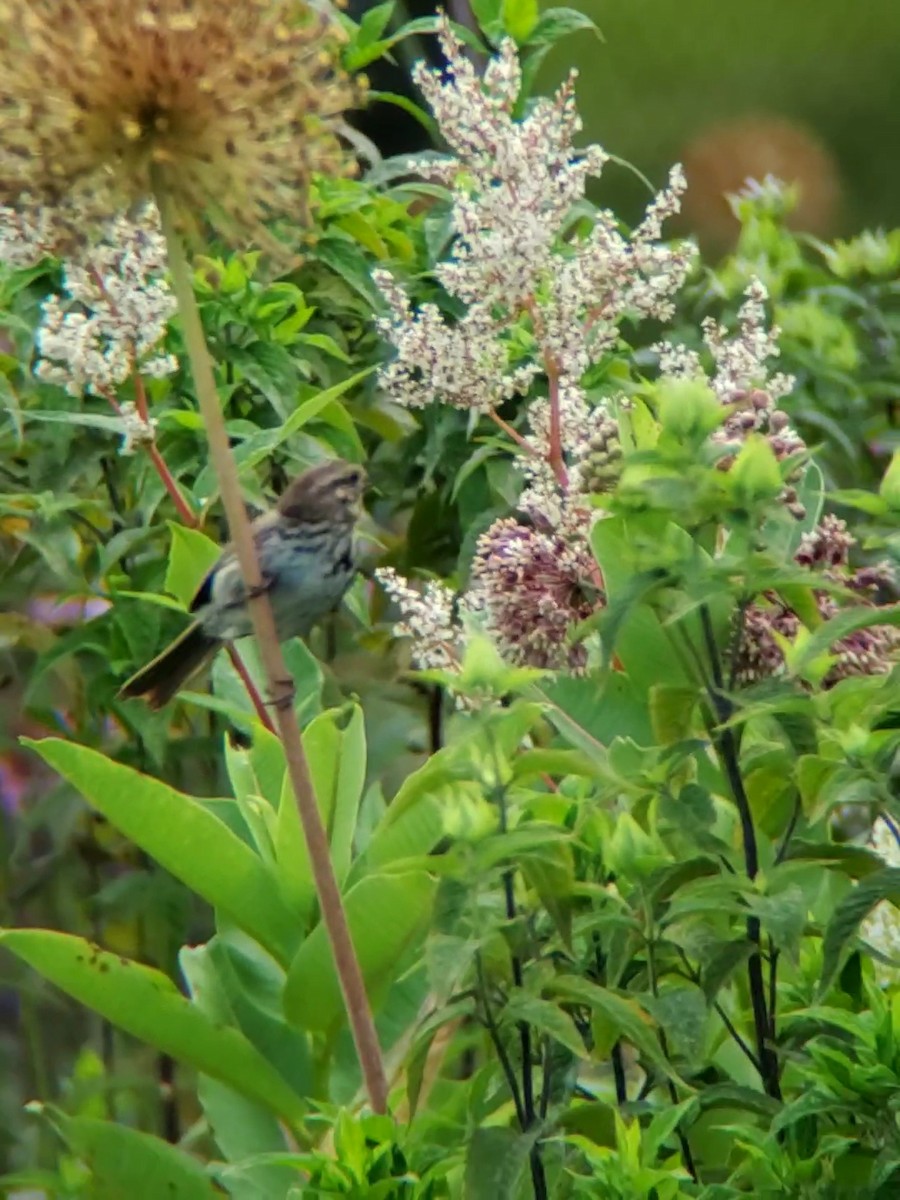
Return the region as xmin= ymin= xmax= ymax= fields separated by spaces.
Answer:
xmin=119 ymin=458 xmax=366 ymax=709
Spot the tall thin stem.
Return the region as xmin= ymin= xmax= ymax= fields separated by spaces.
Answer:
xmin=155 ymin=180 xmax=387 ymax=1114
xmin=699 ymin=605 xmax=782 ymax=1103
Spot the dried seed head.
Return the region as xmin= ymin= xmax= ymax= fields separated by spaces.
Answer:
xmin=0 ymin=0 xmax=360 ymax=253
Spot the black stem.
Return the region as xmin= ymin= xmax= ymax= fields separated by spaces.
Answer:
xmin=158 ymin=1052 xmax=179 ymax=1143
xmin=646 ymin=924 xmax=698 ymax=1183
xmin=593 ymin=936 xmax=628 ymax=1105
xmin=495 ymin=780 xmax=546 ymax=1200
xmin=611 ymin=1043 xmax=628 ymax=1105
xmin=475 ymin=954 xmax=526 ymax=1127
xmin=428 ymin=685 xmax=443 ymax=753
xmin=699 ymin=606 xmax=782 ymax=1102
xmin=774 ymin=796 xmax=802 ymax=867
xmin=675 ymin=951 xmax=761 ymax=1071
xmin=768 ymin=939 xmax=779 ymax=1042
xmin=539 ymin=1040 xmax=552 ymax=1121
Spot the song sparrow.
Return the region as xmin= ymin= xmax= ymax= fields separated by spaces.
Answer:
xmin=119 ymin=458 xmax=366 ymax=709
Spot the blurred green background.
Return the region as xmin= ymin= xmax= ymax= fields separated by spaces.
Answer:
xmin=538 ymin=0 xmax=900 ymax=246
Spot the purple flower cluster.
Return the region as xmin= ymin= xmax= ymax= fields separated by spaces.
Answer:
xmin=736 ymin=516 xmax=898 ymax=685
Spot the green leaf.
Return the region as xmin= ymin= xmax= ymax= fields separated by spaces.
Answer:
xmin=25 ymin=738 xmax=299 ymax=965
xmin=538 ymin=672 xmax=653 ymax=763
xmin=367 ymin=91 xmax=439 ymax=138
xmin=464 ymin=1127 xmax=536 ymax=1200
xmin=502 ymin=0 xmax=538 ymax=43
xmin=283 ymin=872 xmax=436 ymax=1033
xmin=589 ymin=517 xmax=691 ymax=690
xmin=180 ymin=939 xmax=298 ymax=1199
xmin=275 ymin=704 xmax=366 ymax=924
xmin=523 ymin=6 xmax=602 ymax=48
xmin=549 ymin=976 xmax=681 ymax=1083
xmin=643 ymin=1098 xmax=699 ymax=1166
xmin=357 ymin=0 xmax=394 ymax=45
xmin=645 ymin=984 xmax=708 ymax=1061
xmin=49 ymin=1112 xmax=219 ymax=1199
xmin=1 ymin=930 xmax=304 ymax=1123
xmin=211 ymin=635 xmax=323 ymax=728
xmin=820 ymin=868 xmax=900 ymax=995
xmin=469 ymin=0 xmax=505 ymax=41
xmin=165 ymin=522 xmax=221 ymax=608
xmin=502 ymin=992 xmax=586 ymax=1058
xmin=791 ymin=603 xmax=900 ymax=675
xmin=227 ymin=342 xmax=300 ymax=420
xmin=701 ymin=939 xmax=754 ymax=1001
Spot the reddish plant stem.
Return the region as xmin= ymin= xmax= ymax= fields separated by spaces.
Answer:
xmin=545 ymin=361 xmax=568 ymax=488
xmin=522 ymin=296 xmax=568 ymax=488
xmin=225 ymin=644 xmax=276 ymax=734
xmin=487 ymin=409 xmax=535 ymax=454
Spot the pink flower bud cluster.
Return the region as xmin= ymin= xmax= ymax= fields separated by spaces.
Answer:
xmin=467 ymin=517 xmax=597 ymax=672
xmin=737 ymin=517 xmax=898 ymax=685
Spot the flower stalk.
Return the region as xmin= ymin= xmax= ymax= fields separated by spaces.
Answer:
xmin=154 ymin=176 xmax=388 ymax=1115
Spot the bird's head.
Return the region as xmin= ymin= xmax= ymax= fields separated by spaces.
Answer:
xmin=277 ymin=459 xmax=367 ymax=526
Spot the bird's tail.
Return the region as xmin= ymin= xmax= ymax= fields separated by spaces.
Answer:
xmin=118 ymin=622 xmax=220 ymax=709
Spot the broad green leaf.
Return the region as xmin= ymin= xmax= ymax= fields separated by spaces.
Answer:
xmin=180 ymin=939 xmax=304 ymax=1199
xmin=1 ymin=930 xmax=305 ymax=1123
xmin=820 ymin=868 xmax=900 ymax=995
xmin=50 ymin=1112 xmax=218 ymax=1199
xmin=502 ymin=992 xmax=585 ymax=1058
xmin=469 ymin=0 xmax=504 ymax=41
xmin=538 ymin=672 xmax=652 ymax=763
xmin=589 ymin=517 xmax=691 ymax=691
xmin=275 ymin=704 xmax=366 ymax=923
xmin=524 ymin=6 xmax=602 ymax=48
xmin=224 ymin=724 xmax=286 ymax=838
xmin=700 ymin=938 xmax=755 ymax=1001
xmin=464 ymin=1127 xmax=535 ymax=1200
xmin=211 ymin=635 xmax=323 ymax=728
xmin=643 ymin=1098 xmax=699 ymax=1166
xmin=649 ymin=683 xmax=698 ymax=745
xmin=165 ymin=523 xmax=221 ymax=608
xmin=645 ymin=984 xmax=708 ymax=1061
xmin=502 ymin=0 xmax=538 ymax=43
xmin=550 ymin=975 xmax=682 ymax=1084
xmin=284 ymin=872 xmax=436 ymax=1033
xmin=25 ymin=738 xmax=299 ymax=965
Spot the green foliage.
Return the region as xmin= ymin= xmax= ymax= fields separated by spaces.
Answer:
xmin=1 ymin=6 xmax=900 ymax=1200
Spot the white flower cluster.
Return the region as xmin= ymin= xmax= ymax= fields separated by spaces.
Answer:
xmin=656 ymin=278 xmax=795 ymax=403
xmin=375 ymin=13 xmax=692 ymax=423
xmin=862 ymin=817 xmax=900 ymax=986
xmin=117 ymin=400 xmax=158 ymax=456
xmin=375 ymin=567 xmax=462 ymax=672
xmin=376 ymin=14 xmax=692 ymax=676
xmin=34 ymin=205 xmax=177 ymax=398
xmin=0 ymin=198 xmax=60 ymax=268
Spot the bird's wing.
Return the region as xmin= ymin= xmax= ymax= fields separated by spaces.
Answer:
xmin=189 ymin=556 xmax=222 ymax=613
xmin=189 ymin=518 xmax=280 ymax=614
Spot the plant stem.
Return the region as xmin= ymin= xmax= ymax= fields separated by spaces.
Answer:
xmin=645 ymin=921 xmax=698 ymax=1182
xmin=545 ymin=363 xmax=568 ymax=489
xmin=224 ymin=643 xmax=276 ymax=734
xmin=487 ymin=408 xmax=535 ymax=453
xmin=475 ymin=954 xmax=526 ymax=1126
xmin=155 ymin=182 xmax=387 ymax=1114
xmin=494 ymin=784 xmax=547 ymax=1200
xmin=699 ymin=606 xmax=782 ymax=1103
